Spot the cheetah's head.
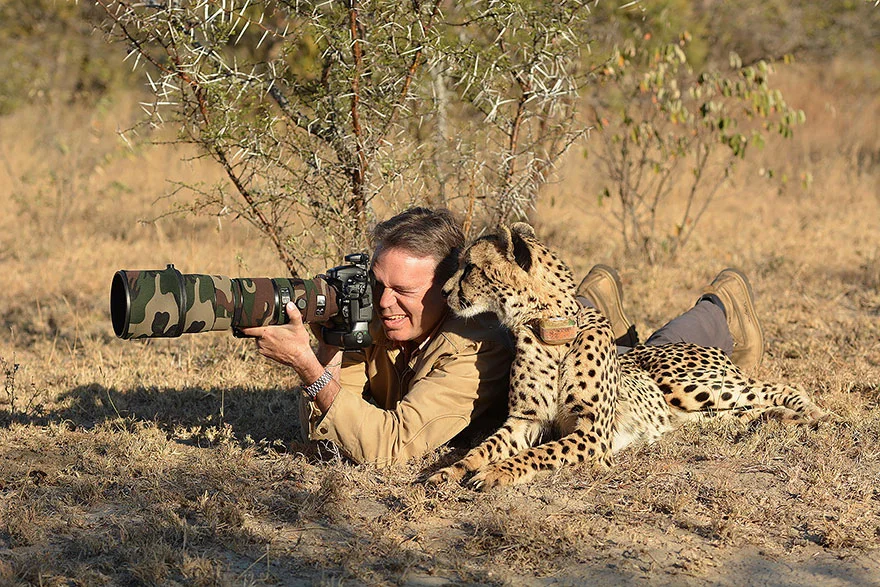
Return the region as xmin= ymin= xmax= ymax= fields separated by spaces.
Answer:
xmin=442 ymin=223 xmax=577 ymax=328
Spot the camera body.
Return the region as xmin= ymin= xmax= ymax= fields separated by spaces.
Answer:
xmin=318 ymin=253 xmax=373 ymax=348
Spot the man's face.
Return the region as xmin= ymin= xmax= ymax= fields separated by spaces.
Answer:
xmin=371 ymin=245 xmax=448 ymax=345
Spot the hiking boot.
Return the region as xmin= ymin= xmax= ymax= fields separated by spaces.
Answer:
xmin=701 ymin=268 xmax=765 ymax=372
xmin=576 ymin=265 xmax=639 ymax=347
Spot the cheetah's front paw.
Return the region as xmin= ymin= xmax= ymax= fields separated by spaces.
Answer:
xmin=805 ymin=406 xmax=833 ymax=423
xmin=426 ymin=462 xmax=468 ymax=486
xmin=762 ymin=406 xmax=830 ymax=425
xmin=467 ymin=465 xmax=518 ymax=491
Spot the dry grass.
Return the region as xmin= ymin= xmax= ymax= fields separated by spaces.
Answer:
xmin=2 ymin=53 xmax=880 ymax=585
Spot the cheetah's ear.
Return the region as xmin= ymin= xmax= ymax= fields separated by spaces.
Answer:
xmin=510 ymin=222 xmax=536 ymax=240
xmin=496 ymin=225 xmax=514 ymax=258
xmin=497 ymin=224 xmax=533 ymax=272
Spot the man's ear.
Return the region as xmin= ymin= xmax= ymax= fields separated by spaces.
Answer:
xmin=496 ymin=224 xmax=533 ymax=272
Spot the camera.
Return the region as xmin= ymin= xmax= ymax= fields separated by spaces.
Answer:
xmin=110 ymin=253 xmax=373 ymax=349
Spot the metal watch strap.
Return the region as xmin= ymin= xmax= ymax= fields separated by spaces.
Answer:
xmin=302 ymin=369 xmax=333 ymax=400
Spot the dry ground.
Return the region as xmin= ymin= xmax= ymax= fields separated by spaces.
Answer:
xmin=1 ymin=57 xmax=879 ymax=585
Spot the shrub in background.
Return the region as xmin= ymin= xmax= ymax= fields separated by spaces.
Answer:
xmin=95 ymin=0 xmax=592 ymax=273
xmin=585 ymin=36 xmax=804 ymax=262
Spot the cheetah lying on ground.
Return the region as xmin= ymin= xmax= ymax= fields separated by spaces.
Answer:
xmin=428 ymin=223 xmax=826 ymax=490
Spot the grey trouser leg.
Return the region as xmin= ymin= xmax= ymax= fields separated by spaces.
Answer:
xmin=642 ymin=298 xmax=733 ymax=355
xmin=582 ymin=296 xmax=733 ymax=356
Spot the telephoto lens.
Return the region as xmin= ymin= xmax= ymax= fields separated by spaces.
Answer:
xmin=110 ymin=265 xmax=338 ymax=339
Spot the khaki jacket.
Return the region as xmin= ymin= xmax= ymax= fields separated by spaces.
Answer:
xmin=302 ymin=312 xmax=513 ymax=466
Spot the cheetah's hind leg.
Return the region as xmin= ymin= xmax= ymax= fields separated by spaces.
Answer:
xmin=625 ymin=344 xmax=828 ymax=425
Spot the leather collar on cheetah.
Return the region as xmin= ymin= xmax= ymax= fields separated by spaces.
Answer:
xmin=525 ymin=316 xmax=578 ymax=345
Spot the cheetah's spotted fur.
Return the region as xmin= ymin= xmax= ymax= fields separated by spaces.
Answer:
xmin=427 ymin=223 xmax=826 ymax=490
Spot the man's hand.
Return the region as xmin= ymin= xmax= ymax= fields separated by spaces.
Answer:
xmin=239 ymin=303 xmax=322 ymax=376
xmin=240 ymin=302 xmax=343 ymax=412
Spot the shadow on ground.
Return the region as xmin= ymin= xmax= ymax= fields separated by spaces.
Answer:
xmin=1 ymin=382 xmax=305 ymax=448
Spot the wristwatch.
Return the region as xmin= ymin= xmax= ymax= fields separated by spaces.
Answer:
xmin=301 ymin=369 xmax=333 ymax=401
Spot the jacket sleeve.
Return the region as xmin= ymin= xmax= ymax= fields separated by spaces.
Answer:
xmin=297 ymin=351 xmax=369 ymax=443
xmin=305 ymin=338 xmax=511 ymax=466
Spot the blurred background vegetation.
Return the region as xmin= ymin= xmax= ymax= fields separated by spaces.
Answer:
xmin=1 ymin=0 xmax=877 ymax=270
xmin=2 ymin=0 xmax=876 ymax=113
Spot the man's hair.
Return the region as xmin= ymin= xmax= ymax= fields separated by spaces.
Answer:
xmin=371 ymin=207 xmax=464 ymax=284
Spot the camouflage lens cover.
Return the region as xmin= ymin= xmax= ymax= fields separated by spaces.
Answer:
xmin=111 ymin=266 xmax=340 ymax=339
xmin=111 ymin=266 xmax=229 ymax=339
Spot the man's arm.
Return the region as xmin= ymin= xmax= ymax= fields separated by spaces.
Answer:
xmin=307 ymin=335 xmax=512 ymax=466
xmin=244 ymin=304 xmax=512 ymax=466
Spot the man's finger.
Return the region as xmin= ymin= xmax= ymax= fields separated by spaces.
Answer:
xmin=238 ymin=303 xmax=302 ymax=337
xmin=285 ymin=301 xmax=304 ymax=323
xmin=238 ymin=325 xmax=266 ymax=338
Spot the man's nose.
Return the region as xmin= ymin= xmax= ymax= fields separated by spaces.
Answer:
xmin=378 ymin=287 xmax=396 ymax=307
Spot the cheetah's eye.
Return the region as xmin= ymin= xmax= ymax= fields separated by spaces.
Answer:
xmin=460 ymin=263 xmax=474 ymax=281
